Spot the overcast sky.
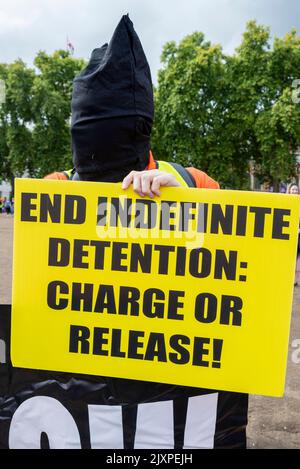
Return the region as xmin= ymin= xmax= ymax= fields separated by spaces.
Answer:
xmin=0 ymin=0 xmax=299 ymax=83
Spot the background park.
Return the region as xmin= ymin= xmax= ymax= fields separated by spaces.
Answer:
xmin=1 ymin=19 xmax=300 ymax=193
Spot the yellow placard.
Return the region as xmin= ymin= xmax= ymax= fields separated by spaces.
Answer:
xmin=11 ymin=178 xmax=300 ymax=396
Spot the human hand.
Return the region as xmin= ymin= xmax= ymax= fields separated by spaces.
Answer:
xmin=121 ymin=169 xmax=181 ymax=197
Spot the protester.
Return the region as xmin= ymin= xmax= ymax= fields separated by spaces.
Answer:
xmin=261 ymin=180 xmax=272 ymax=192
xmin=1 ymin=197 xmax=7 ymax=213
xmin=287 ymin=182 xmax=299 ymax=195
xmin=44 ymin=15 xmax=248 ymax=448
xmin=4 ymin=198 xmax=11 ymax=215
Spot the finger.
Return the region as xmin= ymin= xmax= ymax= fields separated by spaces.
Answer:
xmin=132 ymin=173 xmax=143 ymax=196
xmin=141 ymin=173 xmax=154 ymax=198
xmin=151 ymin=174 xmax=180 ymax=195
xmin=121 ymin=171 xmax=136 ymax=189
xmin=151 ymin=175 xmax=166 ymax=196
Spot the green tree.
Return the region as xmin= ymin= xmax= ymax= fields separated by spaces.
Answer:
xmin=152 ymin=21 xmax=300 ymax=189
xmin=0 ymin=50 xmax=85 ymax=191
xmin=0 ymin=63 xmax=10 ymax=181
xmin=31 ymin=50 xmax=85 ymax=177
xmin=0 ymin=60 xmax=35 ymax=191
xmin=152 ymin=32 xmax=228 ymax=182
xmin=254 ymin=28 xmax=300 ymax=189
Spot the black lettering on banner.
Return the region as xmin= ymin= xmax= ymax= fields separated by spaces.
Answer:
xmin=129 ymin=243 xmax=152 ymax=273
xmin=90 ymin=240 xmax=111 ymax=269
xmin=111 ymin=329 xmax=126 ymax=357
xmin=194 ymin=293 xmax=217 ymax=323
xmin=64 ymin=195 xmax=86 ymax=224
xmin=97 ymin=196 xmax=108 ymax=226
xmin=110 ymin=197 xmax=132 ymax=227
xmin=118 ymin=286 xmax=140 ymax=315
xmin=249 ymin=206 xmax=271 ymax=237
xmin=154 ymin=245 xmax=175 ymax=275
xmin=192 ymin=337 xmax=210 ymax=367
xmin=21 ymin=193 xmax=38 ymax=221
xmin=111 ymin=242 xmax=128 ymax=271
xmin=94 ymin=285 xmax=117 ymax=314
xmin=236 ymin=206 xmax=247 ymax=236
xmin=47 ymin=281 xmax=69 ymax=310
xmin=212 ymin=339 xmax=223 ymax=368
xmin=40 ymin=194 xmax=61 ymax=223
xmin=179 ymin=202 xmax=196 ymax=231
xmin=134 ymin=199 xmax=157 ymax=229
xmin=175 ymin=246 xmax=187 ymax=276
xmin=144 ymin=333 xmax=167 ymax=362
xmin=272 ymin=208 xmax=290 ymax=240
xmin=220 ymin=295 xmax=243 ymax=326
xmin=92 ymin=327 xmax=109 ymax=356
xmin=214 ymin=250 xmax=237 ymax=280
xmin=128 ymin=330 xmax=145 ymax=359
xmin=159 ymin=201 xmax=177 ymax=231
xmin=197 ymin=203 xmax=208 ymax=232
xmin=71 ymin=282 xmax=93 ymax=312
xmin=169 ymin=335 xmax=190 ymax=364
xmin=210 ymin=204 xmax=234 ymax=235
xmin=69 ymin=325 xmax=90 ymax=353
xmin=143 ymin=289 xmax=165 ymax=318
xmin=189 ymin=248 xmax=211 ymax=278
xmin=73 ymin=239 xmax=90 ymax=269
xmin=167 ymin=291 xmax=185 ymax=320
xmin=67 ymin=323 xmax=226 ymax=370
xmin=48 ymin=238 xmax=70 ymax=266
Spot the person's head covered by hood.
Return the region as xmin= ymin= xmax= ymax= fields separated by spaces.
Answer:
xmin=71 ymin=14 xmax=154 ymax=182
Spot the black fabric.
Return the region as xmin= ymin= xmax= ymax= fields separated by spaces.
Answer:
xmin=71 ymin=15 xmax=154 ymax=181
xmin=72 ymin=116 xmax=152 ymax=182
xmin=0 ymin=305 xmax=248 ymax=449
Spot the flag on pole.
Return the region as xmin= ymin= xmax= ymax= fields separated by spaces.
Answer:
xmin=66 ymin=36 xmax=75 ymax=55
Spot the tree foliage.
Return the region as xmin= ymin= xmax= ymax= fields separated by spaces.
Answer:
xmin=1 ymin=22 xmax=300 ymax=191
xmin=152 ymin=21 xmax=300 ymax=189
xmin=0 ymin=50 xmax=85 ymax=188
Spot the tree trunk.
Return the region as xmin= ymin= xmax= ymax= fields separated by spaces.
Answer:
xmin=10 ymin=174 xmax=15 ymax=199
xmin=272 ymin=177 xmax=280 ymax=193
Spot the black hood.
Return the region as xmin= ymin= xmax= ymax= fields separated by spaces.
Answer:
xmin=71 ymin=14 xmax=154 ymax=181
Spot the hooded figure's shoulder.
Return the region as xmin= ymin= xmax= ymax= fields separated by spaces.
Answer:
xmin=186 ymin=167 xmax=220 ymax=189
xmin=43 ymin=171 xmax=69 ymax=180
